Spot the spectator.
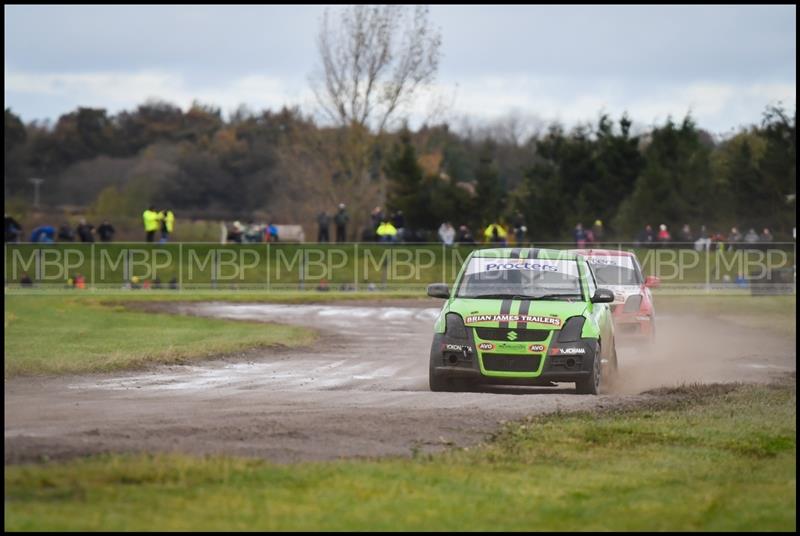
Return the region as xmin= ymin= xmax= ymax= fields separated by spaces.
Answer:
xmin=727 ymin=226 xmax=743 ymax=251
xmin=76 ymin=218 xmax=95 ymax=243
xmin=574 ymin=223 xmax=587 ymax=248
xmin=456 ymin=225 xmax=475 ymax=244
xmin=74 ymin=273 xmax=86 ymax=289
xmin=744 ymin=228 xmax=760 ymax=248
xmin=657 ymin=224 xmax=671 ymax=246
xmin=97 ymin=220 xmax=115 ymax=242
xmin=153 ymin=276 xmax=162 ymax=290
xmin=160 ymin=208 xmax=174 ymax=243
xmin=4 ymin=213 xmax=22 ymax=243
xmin=20 ymin=272 xmax=33 ymax=288
xmin=592 ymin=219 xmax=604 ymax=243
xmin=694 ymin=225 xmax=712 ymax=252
xmin=143 ymin=206 xmax=160 ymax=243
xmin=760 ymin=228 xmax=774 ymax=244
xmin=438 ymin=222 xmax=456 ymax=246
xmin=376 ymin=219 xmax=397 ymax=242
xmin=376 ymin=219 xmax=398 ymax=242
xmin=710 ymin=230 xmax=726 ymax=252
xmin=228 ymin=221 xmax=245 ymax=243
xmin=244 ymin=220 xmax=262 ymax=243
xmin=484 ymin=222 xmax=508 ymax=245
xmin=266 ymin=221 xmax=279 ymax=242
xmin=58 ymin=223 xmax=75 ymax=242
xmin=317 ymin=211 xmax=330 ymax=242
xmin=334 ymin=204 xmax=349 ymax=242
xmin=734 ymin=272 xmax=748 ymax=288
xmin=680 ymin=224 xmax=693 ymax=246
xmin=169 ymin=276 xmax=179 ymax=290
xmin=30 ymin=225 xmax=55 ymax=243
xmin=636 ymin=224 xmax=655 ymax=247
xmin=370 ymin=206 xmax=384 ymax=232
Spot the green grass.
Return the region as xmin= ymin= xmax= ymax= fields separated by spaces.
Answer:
xmin=5 ymin=382 xmax=795 ymax=531
xmin=4 ymin=295 xmax=315 ymax=377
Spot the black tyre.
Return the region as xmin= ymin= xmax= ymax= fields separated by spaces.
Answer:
xmin=429 ymin=335 xmax=460 ymax=392
xmin=429 ymin=363 xmax=452 ymax=392
xmin=602 ymin=340 xmax=620 ymax=392
xmin=576 ymin=345 xmax=602 ymax=395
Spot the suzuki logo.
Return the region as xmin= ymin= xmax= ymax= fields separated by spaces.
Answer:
xmin=507 ymin=330 xmax=518 ymax=341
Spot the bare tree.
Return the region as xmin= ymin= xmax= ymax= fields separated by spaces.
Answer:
xmin=311 ymin=5 xmax=442 ymax=133
xmin=308 ymin=5 xmax=442 ymax=235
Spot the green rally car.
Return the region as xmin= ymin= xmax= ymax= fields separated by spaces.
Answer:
xmin=427 ymin=247 xmax=618 ymax=394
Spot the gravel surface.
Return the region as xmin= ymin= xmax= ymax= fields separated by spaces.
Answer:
xmin=4 ymin=299 xmax=795 ymax=464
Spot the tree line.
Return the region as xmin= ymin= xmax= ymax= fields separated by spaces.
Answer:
xmin=4 ymin=103 xmax=796 ymax=241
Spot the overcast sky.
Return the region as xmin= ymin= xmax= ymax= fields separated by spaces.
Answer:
xmin=4 ymin=4 xmax=796 ymax=134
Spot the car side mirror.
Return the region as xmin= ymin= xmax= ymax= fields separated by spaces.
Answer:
xmin=427 ymin=283 xmax=450 ymax=299
xmin=591 ymin=288 xmax=615 ymax=303
xmin=644 ymin=275 xmax=660 ymax=288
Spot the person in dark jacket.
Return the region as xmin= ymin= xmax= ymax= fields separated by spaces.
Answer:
xmin=76 ymin=218 xmax=95 ymax=243
xmin=317 ymin=211 xmax=330 ymax=243
xmin=58 ymin=223 xmax=75 ymax=242
xmin=5 ymin=213 xmax=22 ymax=243
xmin=97 ymin=220 xmax=115 ymax=242
xmin=334 ymin=204 xmax=349 ymax=242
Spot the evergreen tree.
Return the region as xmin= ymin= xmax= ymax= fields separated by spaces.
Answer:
xmin=385 ymin=131 xmax=429 ymax=229
xmin=474 ymin=141 xmax=505 ymax=226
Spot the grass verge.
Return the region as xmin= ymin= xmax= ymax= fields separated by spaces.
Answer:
xmin=4 ymin=381 xmax=795 ymax=531
xmin=4 ymin=295 xmax=315 ymax=377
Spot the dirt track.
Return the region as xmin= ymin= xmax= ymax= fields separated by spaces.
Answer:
xmin=4 ymin=300 xmax=795 ymax=464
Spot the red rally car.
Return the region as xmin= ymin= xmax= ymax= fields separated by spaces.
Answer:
xmin=572 ymin=249 xmax=659 ymax=343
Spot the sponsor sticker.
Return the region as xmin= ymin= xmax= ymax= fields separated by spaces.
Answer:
xmin=585 ymin=256 xmax=635 ymax=269
xmin=528 ymin=344 xmax=545 ymax=352
xmin=478 ymin=342 xmax=495 ymax=351
xmin=557 ymin=347 xmax=586 ymax=355
xmin=466 ymin=258 xmax=580 ymax=277
xmin=464 ymin=314 xmax=563 ymax=328
xmin=443 ymin=344 xmax=470 ymax=352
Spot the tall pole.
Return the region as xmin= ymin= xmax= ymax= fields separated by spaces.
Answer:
xmin=29 ymin=178 xmax=44 ymax=208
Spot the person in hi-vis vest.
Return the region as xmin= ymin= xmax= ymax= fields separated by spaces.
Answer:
xmin=160 ymin=208 xmax=175 ymax=243
xmin=142 ymin=206 xmax=160 ymax=243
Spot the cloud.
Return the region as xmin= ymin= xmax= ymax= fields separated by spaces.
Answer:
xmin=4 ymin=70 xmax=314 ymax=117
xmin=427 ymin=76 xmax=795 ymax=133
xmin=4 ymin=69 xmax=795 ymax=134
